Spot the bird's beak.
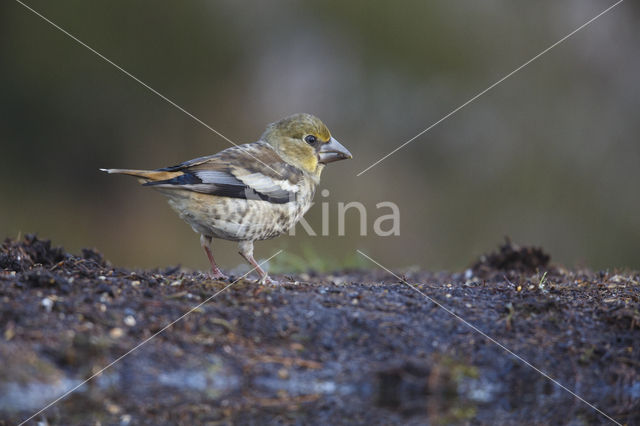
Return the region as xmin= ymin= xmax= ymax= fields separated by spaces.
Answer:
xmin=318 ymin=137 xmax=353 ymax=164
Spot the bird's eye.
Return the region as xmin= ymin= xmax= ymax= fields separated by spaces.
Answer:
xmin=304 ymin=135 xmax=317 ymax=145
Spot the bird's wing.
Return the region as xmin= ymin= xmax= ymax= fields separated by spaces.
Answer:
xmin=144 ymin=142 xmax=302 ymax=204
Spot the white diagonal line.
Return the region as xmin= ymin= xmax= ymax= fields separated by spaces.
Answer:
xmin=14 ymin=0 xmax=283 ymax=177
xmin=356 ymin=249 xmax=621 ymax=425
xmin=357 ymin=0 xmax=625 ymax=176
xmin=19 ymin=250 xmax=284 ymax=425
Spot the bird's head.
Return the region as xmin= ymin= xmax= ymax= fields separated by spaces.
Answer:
xmin=262 ymin=113 xmax=352 ymax=177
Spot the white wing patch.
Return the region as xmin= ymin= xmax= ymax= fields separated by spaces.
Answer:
xmin=196 ymin=170 xmax=244 ymax=186
xmin=237 ymin=172 xmax=300 ymax=195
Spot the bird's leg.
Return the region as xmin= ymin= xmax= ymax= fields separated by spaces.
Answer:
xmin=200 ymin=235 xmax=228 ymax=280
xmin=238 ymin=241 xmax=275 ymax=285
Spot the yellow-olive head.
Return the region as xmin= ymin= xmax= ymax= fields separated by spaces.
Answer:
xmin=262 ymin=113 xmax=352 ymax=175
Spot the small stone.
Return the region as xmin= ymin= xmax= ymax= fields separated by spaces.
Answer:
xmin=464 ymin=269 xmax=473 ymax=280
xmin=124 ymin=315 xmax=136 ymax=327
xmin=332 ymin=276 xmax=346 ymax=285
xmin=277 ymin=368 xmax=289 ymax=379
xmin=106 ymin=402 xmax=121 ymax=415
xmin=109 ymin=327 xmax=124 ymax=338
xmin=41 ymin=297 xmax=54 ymax=312
xmin=4 ymin=324 xmax=15 ymax=341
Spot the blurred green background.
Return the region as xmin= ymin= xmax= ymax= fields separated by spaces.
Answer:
xmin=1 ymin=0 xmax=638 ymax=272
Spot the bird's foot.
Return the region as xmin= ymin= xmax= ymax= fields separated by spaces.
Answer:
xmin=208 ymin=269 xmax=229 ymax=282
xmin=258 ymin=274 xmax=279 ymax=286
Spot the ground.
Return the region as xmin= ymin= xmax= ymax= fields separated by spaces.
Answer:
xmin=1 ymin=235 xmax=639 ymax=425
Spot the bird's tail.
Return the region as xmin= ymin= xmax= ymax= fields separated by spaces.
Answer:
xmin=99 ymin=168 xmax=181 ymax=184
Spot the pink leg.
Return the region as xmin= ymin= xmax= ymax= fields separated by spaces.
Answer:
xmin=238 ymin=241 xmax=275 ymax=285
xmin=200 ymin=235 xmax=228 ymax=280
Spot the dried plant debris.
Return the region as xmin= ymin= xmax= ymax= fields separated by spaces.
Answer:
xmin=0 ymin=235 xmax=638 ymax=425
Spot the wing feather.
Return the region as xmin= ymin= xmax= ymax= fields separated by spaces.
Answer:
xmin=143 ymin=142 xmax=301 ymax=204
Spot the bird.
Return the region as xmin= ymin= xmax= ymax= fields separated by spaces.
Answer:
xmin=101 ymin=113 xmax=352 ymax=284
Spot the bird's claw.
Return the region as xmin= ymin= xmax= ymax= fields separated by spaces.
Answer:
xmin=208 ymin=270 xmax=229 ymax=282
xmin=259 ymin=275 xmax=278 ymax=286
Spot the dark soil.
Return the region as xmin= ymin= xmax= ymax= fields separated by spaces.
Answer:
xmin=1 ymin=235 xmax=639 ymax=425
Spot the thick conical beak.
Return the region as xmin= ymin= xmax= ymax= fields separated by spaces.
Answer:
xmin=318 ymin=137 xmax=353 ymax=164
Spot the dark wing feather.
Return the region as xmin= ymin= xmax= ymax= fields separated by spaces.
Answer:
xmin=144 ymin=143 xmax=299 ymax=204
xmin=155 ymin=155 xmax=216 ymax=172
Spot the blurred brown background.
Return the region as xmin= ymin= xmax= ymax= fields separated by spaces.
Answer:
xmin=1 ymin=0 xmax=638 ymax=272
